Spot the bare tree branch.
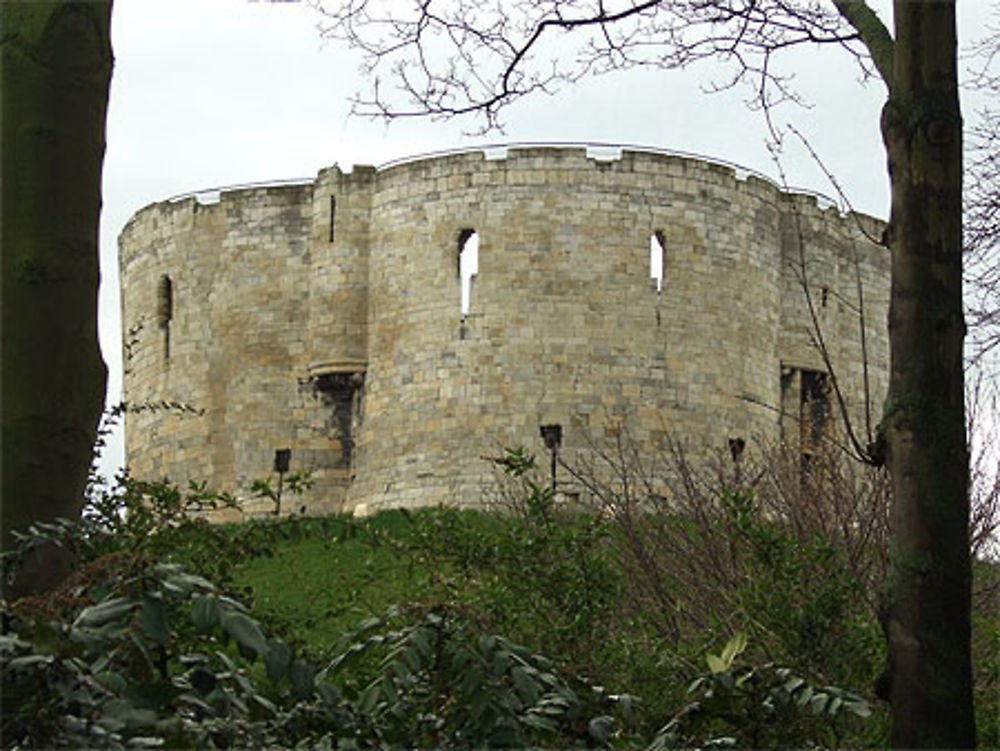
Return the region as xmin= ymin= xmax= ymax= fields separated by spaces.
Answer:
xmin=964 ymin=11 xmax=1000 ymax=371
xmin=831 ymin=0 xmax=893 ymax=84
xmin=313 ymin=0 xmax=877 ymax=132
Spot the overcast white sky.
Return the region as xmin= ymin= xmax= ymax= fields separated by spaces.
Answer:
xmin=98 ymin=0 xmax=995 ymax=476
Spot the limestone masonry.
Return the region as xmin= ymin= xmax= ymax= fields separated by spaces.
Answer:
xmin=119 ymin=145 xmax=889 ymax=517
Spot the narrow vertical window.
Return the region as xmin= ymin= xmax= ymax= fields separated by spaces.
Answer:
xmin=650 ymin=231 xmax=665 ymax=292
xmin=458 ymin=229 xmax=479 ymax=318
xmin=651 ymin=231 xmax=665 ymax=325
xmin=157 ymin=274 xmax=173 ymax=361
xmin=329 ymin=196 xmax=337 ymax=242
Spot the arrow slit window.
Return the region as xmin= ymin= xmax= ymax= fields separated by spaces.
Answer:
xmin=458 ymin=229 xmax=479 ymax=319
xmin=157 ymin=274 xmax=173 ymax=363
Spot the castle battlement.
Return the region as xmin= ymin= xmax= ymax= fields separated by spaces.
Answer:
xmin=120 ymin=145 xmax=889 ymax=516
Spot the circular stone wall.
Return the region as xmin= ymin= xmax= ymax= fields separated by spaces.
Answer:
xmin=119 ymin=146 xmax=889 ymax=514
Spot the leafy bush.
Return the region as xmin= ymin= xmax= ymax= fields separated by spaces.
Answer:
xmin=323 ymin=604 xmax=636 ymax=748
xmin=15 ymin=470 xmax=325 ymax=589
xmin=2 ymin=548 xmax=351 ymax=748
xmin=230 ymin=444 xmax=888 ymax=746
xmin=570 ymin=433 xmax=890 ymax=694
xmin=403 ymin=448 xmax=622 ymax=673
xmin=3 ymin=438 xmax=920 ymax=748
xmin=2 ymin=498 xmax=627 ymax=749
xmin=651 ymin=634 xmax=872 ymax=749
xmin=716 ymin=488 xmax=885 ymax=687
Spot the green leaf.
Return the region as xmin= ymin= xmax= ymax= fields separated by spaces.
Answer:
xmin=139 ymin=595 xmax=169 ymax=644
xmin=220 ymin=611 xmax=268 ymax=657
xmin=459 ymin=666 xmax=484 ymax=696
xmin=357 ymin=614 xmax=384 ymax=632
xmin=380 ymin=674 xmax=398 ymax=704
xmin=99 ymin=698 xmax=158 ymax=731
xmin=215 ymin=649 xmax=237 ymax=672
xmin=706 ymin=653 xmax=727 ymax=674
xmin=521 ymin=712 xmax=556 ymax=732
xmin=810 ymin=693 xmax=829 ymax=715
xmin=217 ymin=595 xmax=249 ymax=613
xmin=357 ymin=682 xmax=380 ymax=715
xmin=264 ymin=639 xmax=292 ymax=683
xmin=72 ymin=621 xmax=130 ymax=653
xmin=317 ymin=681 xmax=341 ymax=705
xmin=536 ymin=695 xmax=571 ymax=716
xmin=75 ymin=597 xmax=137 ymax=628
xmin=0 ymin=634 xmax=32 ymax=653
xmin=796 ymin=685 xmax=814 ymax=708
xmin=123 ymin=736 xmax=167 ymax=748
xmin=588 ymin=715 xmax=615 ymax=744
xmin=233 ymin=670 xmax=255 ymax=694
xmin=850 ymin=699 xmax=872 ymax=718
xmin=490 ymin=650 xmax=509 ymax=676
xmin=410 ymin=626 xmax=432 ymax=659
xmin=469 ymin=692 xmax=491 ymax=723
xmin=612 ymin=692 xmax=639 ymax=722
xmin=250 ymin=692 xmax=277 ymax=716
xmin=289 ymin=658 xmax=316 ymax=701
xmin=782 ymin=676 xmax=806 ymax=695
xmin=178 ymin=692 xmax=214 ymax=714
xmin=97 ymin=670 xmax=128 ymax=694
xmin=162 ymin=571 xmax=215 ymax=595
xmin=8 ymin=654 xmax=53 ymax=670
xmin=127 ymin=630 xmax=159 ymax=675
xmin=512 ymin=666 xmax=540 ymax=704
xmin=392 ymin=659 xmax=411 ymax=682
xmin=191 ymin=595 xmax=220 ymax=631
xmin=720 ymin=632 xmax=747 ymax=667
xmin=403 ymin=644 xmax=422 ymax=673
xmin=717 ymin=671 xmax=735 ymax=692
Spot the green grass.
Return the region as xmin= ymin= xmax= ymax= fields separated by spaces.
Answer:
xmin=220 ymin=506 xmax=996 ymax=748
xmin=229 ymin=512 xmax=443 ymax=651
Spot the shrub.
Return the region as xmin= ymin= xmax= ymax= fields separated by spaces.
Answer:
xmin=2 ymin=546 xmax=351 ymax=748
xmin=2 ymin=501 xmax=628 ymax=749
xmin=561 ymin=430 xmax=890 ymax=740
xmin=570 ymin=435 xmax=886 ymax=650
xmin=404 ymin=448 xmax=622 ymax=674
xmin=323 ymin=604 xmax=636 ymax=748
xmin=651 ymin=633 xmax=872 ymax=749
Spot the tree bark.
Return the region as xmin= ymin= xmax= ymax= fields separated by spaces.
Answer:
xmin=880 ymin=0 xmax=974 ymax=746
xmin=1 ymin=2 xmax=112 ymax=591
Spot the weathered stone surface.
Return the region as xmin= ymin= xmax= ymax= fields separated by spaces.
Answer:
xmin=119 ymin=146 xmax=889 ymax=516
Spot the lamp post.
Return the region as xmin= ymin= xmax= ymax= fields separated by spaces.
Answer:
xmin=539 ymin=424 xmax=562 ymax=493
xmin=273 ymin=448 xmax=291 ymax=515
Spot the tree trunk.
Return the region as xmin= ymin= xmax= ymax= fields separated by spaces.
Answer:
xmin=1 ymin=2 xmax=112 ymax=592
xmin=880 ymin=0 xmax=974 ymax=745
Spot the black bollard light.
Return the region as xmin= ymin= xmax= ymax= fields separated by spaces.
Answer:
xmin=539 ymin=424 xmax=562 ymax=492
xmin=273 ymin=448 xmax=291 ymax=515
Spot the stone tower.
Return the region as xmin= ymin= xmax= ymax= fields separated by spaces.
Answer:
xmin=119 ymin=145 xmax=889 ymax=516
